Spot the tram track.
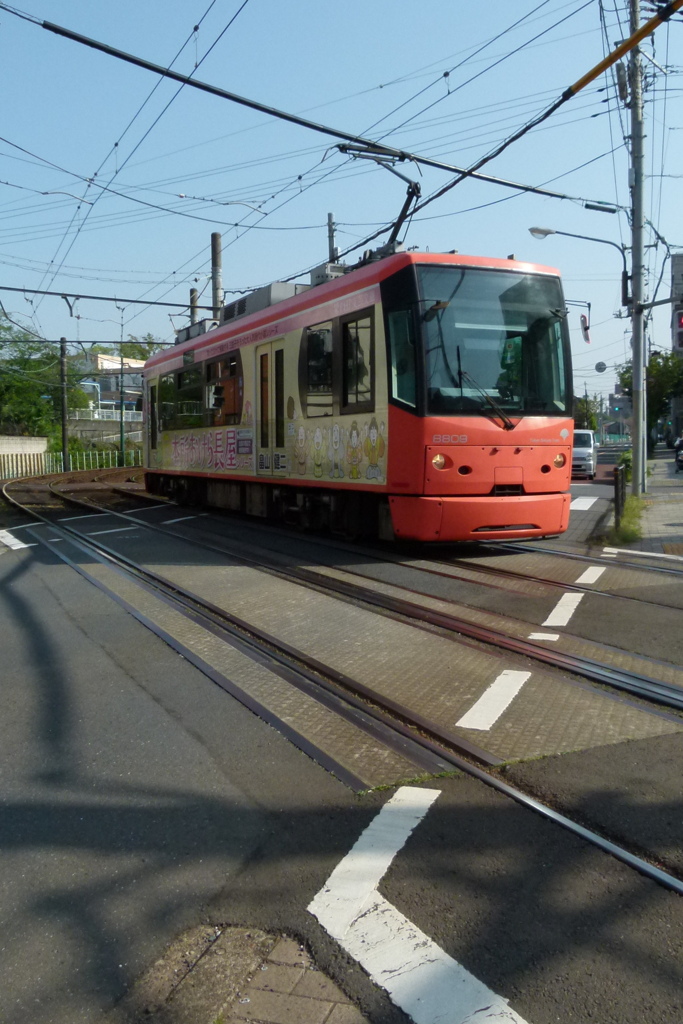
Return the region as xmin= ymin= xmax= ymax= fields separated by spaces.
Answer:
xmin=3 ymin=475 xmax=683 ymax=901
xmin=7 ymin=475 xmax=683 ymax=715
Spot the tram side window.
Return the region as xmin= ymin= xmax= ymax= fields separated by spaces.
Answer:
xmin=387 ymin=310 xmax=416 ymax=407
xmin=342 ymin=312 xmax=373 ymax=412
xmin=176 ymin=367 xmax=203 ymax=428
xmin=206 ymin=354 xmax=243 ymax=426
xmin=305 ymin=321 xmax=333 ymax=417
xmin=159 ymin=373 xmax=175 ymax=430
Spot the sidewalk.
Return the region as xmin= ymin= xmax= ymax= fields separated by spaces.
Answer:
xmin=107 ymin=928 xmax=369 ymax=1024
xmin=629 ymin=447 xmax=683 ymax=556
xmin=544 ymin=446 xmax=683 ymax=558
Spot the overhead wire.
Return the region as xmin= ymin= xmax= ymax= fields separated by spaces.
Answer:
xmin=31 ymin=0 xmax=252 ymax=308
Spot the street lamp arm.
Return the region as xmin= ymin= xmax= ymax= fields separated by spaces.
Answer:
xmin=529 ymin=227 xmax=630 ymax=306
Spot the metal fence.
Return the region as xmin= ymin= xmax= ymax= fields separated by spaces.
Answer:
xmin=69 ymin=409 xmax=143 ymax=422
xmin=613 ymin=464 xmax=627 ymax=529
xmin=1 ymin=448 xmax=144 ymax=480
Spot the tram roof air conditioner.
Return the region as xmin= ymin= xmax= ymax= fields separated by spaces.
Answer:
xmin=175 ymin=319 xmax=219 ymax=345
xmin=220 ymin=281 xmax=310 ymax=325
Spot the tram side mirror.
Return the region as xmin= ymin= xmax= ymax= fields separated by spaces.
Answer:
xmin=580 ymin=313 xmax=591 ymax=344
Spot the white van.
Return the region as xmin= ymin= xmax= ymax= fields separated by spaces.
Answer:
xmin=572 ymin=429 xmax=599 ymax=479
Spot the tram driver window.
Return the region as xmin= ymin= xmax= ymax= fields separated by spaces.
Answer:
xmin=342 ymin=312 xmax=373 ymax=412
xmin=305 ymin=321 xmax=333 ymax=417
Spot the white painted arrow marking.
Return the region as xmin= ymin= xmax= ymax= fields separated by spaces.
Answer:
xmin=308 ymin=786 xmax=530 ymax=1024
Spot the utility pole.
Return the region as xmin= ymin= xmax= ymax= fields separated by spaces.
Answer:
xmin=60 ymin=337 xmax=70 ymax=473
xmin=327 ymin=212 xmax=338 ymax=262
xmin=211 ymin=232 xmax=223 ymax=321
xmin=629 ymin=0 xmax=646 ymax=495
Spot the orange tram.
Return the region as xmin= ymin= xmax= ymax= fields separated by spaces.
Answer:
xmin=143 ymin=248 xmax=574 ymax=542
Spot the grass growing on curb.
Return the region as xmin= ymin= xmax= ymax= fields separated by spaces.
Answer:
xmin=607 ymin=494 xmax=645 ymax=544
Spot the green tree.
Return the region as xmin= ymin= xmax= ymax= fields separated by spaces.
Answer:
xmin=616 ymin=351 xmax=683 ymax=449
xmin=574 ymin=393 xmax=600 ymax=430
xmin=0 ymin=317 xmax=88 ymax=440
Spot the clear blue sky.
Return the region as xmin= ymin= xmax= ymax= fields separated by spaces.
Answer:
xmin=0 ymin=0 xmax=681 ymax=402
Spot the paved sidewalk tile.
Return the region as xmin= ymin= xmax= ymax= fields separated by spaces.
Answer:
xmin=225 ymin=935 xmax=370 ymax=1024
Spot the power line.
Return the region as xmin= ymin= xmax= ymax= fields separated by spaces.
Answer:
xmin=0 ymin=6 xmax=625 ymax=209
xmin=0 ymin=285 xmax=213 ymax=309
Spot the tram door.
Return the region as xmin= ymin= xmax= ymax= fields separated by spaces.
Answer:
xmin=255 ymin=341 xmax=286 ymax=476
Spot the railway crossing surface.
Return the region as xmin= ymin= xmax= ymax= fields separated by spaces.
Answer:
xmin=0 ymin=448 xmax=682 ymax=1024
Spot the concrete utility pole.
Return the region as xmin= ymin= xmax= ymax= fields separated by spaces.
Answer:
xmin=629 ymin=0 xmax=646 ymax=495
xmin=211 ymin=232 xmax=223 ymax=321
xmin=327 ymin=213 xmax=338 ymax=262
xmin=60 ymin=337 xmax=70 ymax=473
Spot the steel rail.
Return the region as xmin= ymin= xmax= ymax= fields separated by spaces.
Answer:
xmin=486 ymin=541 xmax=683 ymax=578
xmin=17 ymin=477 xmax=683 ymax=715
xmin=3 ymin=478 xmax=683 ymax=898
xmin=2 ymin=478 xmax=495 ymax=771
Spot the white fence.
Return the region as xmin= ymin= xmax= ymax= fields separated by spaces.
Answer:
xmin=1 ymin=448 xmax=144 ymax=480
xmin=69 ymin=410 xmax=143 ymax=422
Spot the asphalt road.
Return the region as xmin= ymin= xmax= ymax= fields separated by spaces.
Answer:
xmin=2 ymin=495 xmax=683 ymax=1024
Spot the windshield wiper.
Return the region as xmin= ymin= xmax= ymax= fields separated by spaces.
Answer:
xmin=460 ymin=367 xmax=515 ymax=431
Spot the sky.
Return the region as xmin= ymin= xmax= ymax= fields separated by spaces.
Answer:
xmin=0 ymin=0 xmax=681 ymax=403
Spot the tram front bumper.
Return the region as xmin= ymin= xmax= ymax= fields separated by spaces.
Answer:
xmin=389 ymin=492 xmax=571 ymax=542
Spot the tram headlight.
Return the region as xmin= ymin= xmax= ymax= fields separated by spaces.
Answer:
xmin=553 ymin=453 xmax=566 ymax=468
xmin=431 ymin=453 xmax=446 ymax=470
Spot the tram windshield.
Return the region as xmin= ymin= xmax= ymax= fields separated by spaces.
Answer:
xmin=418 ymin=265 xmax=570 ymax=418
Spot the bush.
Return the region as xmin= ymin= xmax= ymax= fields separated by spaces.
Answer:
xmin=617 ymin=449 xmax=632 ymax=481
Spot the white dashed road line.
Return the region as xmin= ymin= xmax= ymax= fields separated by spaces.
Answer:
xmin=86 ymin=527 xmax=139 ymax=537
xmin=603 ymin=546 xmax=683 ymax=563
xmin=575 ymin=566 xmax=606 ymax=585
xmin=309 ymin=787 xmax=530 ymax=1024
xmin=528 ymin=632 xmax=560 ymax=641
xmin=570 ymin=497 xmax=598 ymax=510
xmin=456 ymin=670 xmax=531 ymax=731
xmin=542 ymin=592 xmax=584 ymax=627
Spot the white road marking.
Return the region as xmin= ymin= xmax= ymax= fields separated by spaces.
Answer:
xmin=575 ymin=566 xmax=606 ymax=585
xmin=2 ymin=521 xmax=44 ymax=530
xmin=570 ymin=497 xmax=598 ymax=510
xmin=123 ymin=503 xmax=170 ymax=512
xmin=162 ymin=515 xmax=201 ymax=524
xmin=456 ymin=670 xmax=531 ymax=731
xmin=0 ymin=530 xmax=35 ymax=550
xmin=308 ymin=787 xmax=530 ymax=1024
xmin=542 ymin=592 xmax=584 ymax=627
xmin=603 ymin=546 xmax=683 ymax=563
xmin=86 ymin=527 xmax=138 ymax=537
xmin=58 ymin=513 xmax=108 ymax=521
xmin=528 ymin=632 xmax=560 ymax=641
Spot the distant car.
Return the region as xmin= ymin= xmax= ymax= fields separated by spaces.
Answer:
xmin=572 ymin=429 xmax=599 ymax=480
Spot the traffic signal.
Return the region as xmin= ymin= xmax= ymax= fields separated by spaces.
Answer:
xmin=212 ymin=384 xmax=224 ymax=408
xmin=673 ymin=305 xmax=683 ymax=348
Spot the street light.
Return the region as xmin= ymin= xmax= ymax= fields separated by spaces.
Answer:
xmin=529 ymin=225 xmax=647 ymax=497
xmin=528 ymin=227 xmax=630 ymax=308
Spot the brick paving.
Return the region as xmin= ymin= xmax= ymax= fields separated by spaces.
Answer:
xmin=225 ymin=937 xmax=368 ymax=1024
